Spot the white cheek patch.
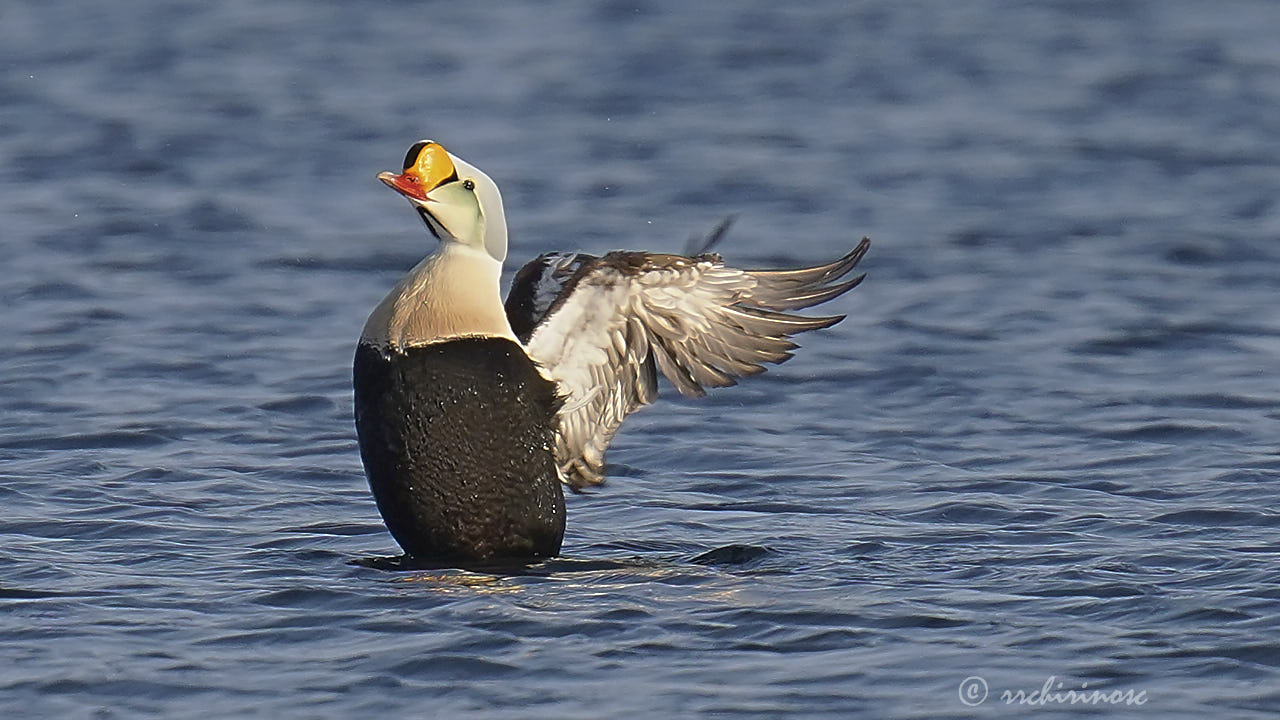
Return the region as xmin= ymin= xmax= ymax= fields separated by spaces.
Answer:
xmin=446 ymin=154 xmax=508 ymax=264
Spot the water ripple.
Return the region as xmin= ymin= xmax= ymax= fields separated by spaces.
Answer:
xmin=3 ymin=1 xmax=1280 ymax=718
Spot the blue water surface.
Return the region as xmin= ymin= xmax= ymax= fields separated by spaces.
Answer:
xmin=2 ymin=1 xmax=1279 ymax=717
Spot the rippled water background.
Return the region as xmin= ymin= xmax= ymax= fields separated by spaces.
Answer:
xmin=4 ymin=1 xmax=1280 ymax=717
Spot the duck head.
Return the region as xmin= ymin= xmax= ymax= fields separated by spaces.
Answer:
xmin=378 ymin=140 xmax=508 ymax=263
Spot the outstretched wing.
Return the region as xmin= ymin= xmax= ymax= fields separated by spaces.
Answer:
xmin=506 ymin=238 xmax=871 ymax=490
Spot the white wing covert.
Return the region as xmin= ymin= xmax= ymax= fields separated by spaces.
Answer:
xmin=509 ymin=238 xmax=870 ymax=490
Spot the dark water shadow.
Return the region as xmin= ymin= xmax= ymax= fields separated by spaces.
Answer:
xmin=350 ymin=543 xmax=778 ymax=576
xmin=687 ymin=543 xmax=776 ymax=566
xmin=0 ymin=586 xmax=79 ymax=600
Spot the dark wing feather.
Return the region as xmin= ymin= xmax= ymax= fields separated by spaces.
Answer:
xmin=504 ymin=252 xmax=594 ymax=342
xmin=518 ymin=238 xmax=870 ymax=489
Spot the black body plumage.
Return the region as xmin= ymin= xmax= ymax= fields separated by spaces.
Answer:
xmin=353 ymin=337 xmax=565 ymax=560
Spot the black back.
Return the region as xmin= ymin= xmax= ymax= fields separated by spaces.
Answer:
xmin=503 ymin=253 xmax=595 ymax=343
xmin=353 ymin=337 xmax=565 ymax=560
xmin=504 ymin=255 xmax=554 ymax=342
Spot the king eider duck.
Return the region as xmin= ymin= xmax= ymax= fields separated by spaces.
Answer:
xmin=354 ymin=140 xmax=870 ymax=561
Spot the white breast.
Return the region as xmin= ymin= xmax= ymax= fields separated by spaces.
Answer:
xmin=361 ymin=243 xmax=516 ymax=352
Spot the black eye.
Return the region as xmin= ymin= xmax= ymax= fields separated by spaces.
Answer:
xmin=462 ymin=179 xmax=475 ymax=191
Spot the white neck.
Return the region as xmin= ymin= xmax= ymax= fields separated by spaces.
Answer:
xmin=360 ymin=241 xmax=516 ymax=352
